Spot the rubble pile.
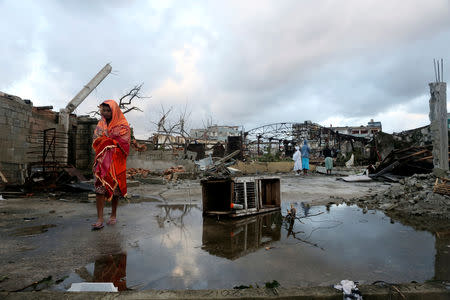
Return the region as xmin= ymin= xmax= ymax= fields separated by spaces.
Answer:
xmin=163 ymin=165 xmax=186 ymax=181
xmin=348 ymin=173 xmax=450 ymax=219
xmin=126 ymin=168 xmax=154 ymax=179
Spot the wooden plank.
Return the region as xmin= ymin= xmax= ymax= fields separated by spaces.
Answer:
xmin=0 ymin=170 xmax=7 ymax=183
xmin=398 ymin=149 xmax=429 ymax=161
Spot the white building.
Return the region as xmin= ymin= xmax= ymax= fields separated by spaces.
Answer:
xmin=190 ymin=125 xmax=241 ymax=141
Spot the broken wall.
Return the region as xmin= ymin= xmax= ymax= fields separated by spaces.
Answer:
xmin=0 ymin=93 xmax=70 ymax=184
xmin=0 ymin=92 xmax=96 ymax=184
xmin=75 ymin=116 xmax=97 ymax=171
xmin=127 ymin=148 xmax=196 ymax=172
xmin=0 ymin=93 xmax=33 ymax=183
xmin=373 ymin=126 xmax=433 ymax=161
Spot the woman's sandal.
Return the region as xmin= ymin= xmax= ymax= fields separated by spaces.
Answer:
xmin=91 ymin=221 xmax=104 ymax=230
xmin=106 ymin=218 xmax=117 ymax=225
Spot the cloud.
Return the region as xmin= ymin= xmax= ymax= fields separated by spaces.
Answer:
xmin=1 ymin=0 xmax=449 ymax=138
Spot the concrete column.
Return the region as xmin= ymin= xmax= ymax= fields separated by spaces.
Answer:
xmin=428 ymin=82 xmax=448 ymax=174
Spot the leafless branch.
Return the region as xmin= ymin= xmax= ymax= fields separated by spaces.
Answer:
xmin=150 ymin=103 xmax=192 ymax=150
xmin=87 ymin=83 xmax=150 ymax=117
xmin=119 ymin=83 xmax=151 ymax=114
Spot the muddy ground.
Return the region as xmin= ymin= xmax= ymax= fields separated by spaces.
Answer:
xmin=0 ymin=173 xmax=448 ymax=292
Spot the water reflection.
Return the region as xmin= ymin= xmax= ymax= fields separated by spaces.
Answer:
xmin=93 ymin=252 xmax=128 ymax=291
xmin=202 ymin=212 xmax=282 ymax=260
xmin=155 ymin=204 xmax=198 ymax=229
xmin=54 ymin=203 xmax=446 ymax=290
xmin=435 ymin=233 xmax=450 ymax=281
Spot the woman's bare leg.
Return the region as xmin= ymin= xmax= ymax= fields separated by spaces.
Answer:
xmin=111 ymin=196 xmax=118 ymax=220
xmin=94 ymin=194 xmax=105 ymax=225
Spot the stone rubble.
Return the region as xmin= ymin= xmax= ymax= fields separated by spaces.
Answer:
xmin=346 ymin=173 xmax=450 ymax=219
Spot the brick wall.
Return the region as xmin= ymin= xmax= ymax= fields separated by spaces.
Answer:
xmin=0 ymin=93 xmax=33 ymax=183
xmin=75 ymin=116 xmax=98 ymax=171
xmin=0 ymin=92 xmax=67 ymax=184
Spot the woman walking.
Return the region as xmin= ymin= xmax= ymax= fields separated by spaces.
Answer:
xmin=91 ymin=100 xmax=131 ymax=230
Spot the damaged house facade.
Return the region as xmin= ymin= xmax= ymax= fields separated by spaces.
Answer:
xmin=0 ymin=64 xmax=112 ymax=186
xmin=0 ymin=91 xmax=98 ymax=185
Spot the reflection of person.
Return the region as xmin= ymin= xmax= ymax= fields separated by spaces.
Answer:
xmin=292 ymin=146 xmax=302 ymax=175
xmin=91 ymin=100 xmax=131 ymax=230
xmin=94 ymin=252 xmax=127 ymax=291
xmin=301 ymin=140 xmax=310 ymax=175
xmin=322 ymin=144 xmax=333 ymax=175
xmin=300 ymin=202 xmax=310 ymax=217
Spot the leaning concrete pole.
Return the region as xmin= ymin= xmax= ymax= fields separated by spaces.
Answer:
xmin=428 ymin=81 xmax=448 ymax=174
xmin=59 ymin=63 xmax=112 ymax=132
xmin=58 ymin=63 xmax=112 ymax=165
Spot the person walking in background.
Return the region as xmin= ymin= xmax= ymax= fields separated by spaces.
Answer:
xmin=292 ymin=146 xmax=302 ymax=175
xmin=91 ymin=100 xmax=131 ymax=230
xmin=301 ymin=140 xmax=310 ymax=175
xmin=322 ymin=143 xmax=333 ymax=175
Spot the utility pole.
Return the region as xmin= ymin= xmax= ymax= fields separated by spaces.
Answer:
xmin=429 ymin=59 xmax=448 ymax=175
xmin=59 ymin=63 xmax=112 ymax=132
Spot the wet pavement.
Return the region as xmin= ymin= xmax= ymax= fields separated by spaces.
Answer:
xmin=0 ymin=175 xmax=448 ymax=293
xmin=50 ymin=203 xmax=441 ymax=291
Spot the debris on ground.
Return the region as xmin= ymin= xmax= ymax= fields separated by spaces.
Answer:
xmin=341 ymin=171 xmax=372 ymax=182
xmin=127 ymin=168 xmax=152 ymax=179
xmin=163 ymin=165 xmax=186 ymax=181
xmin=204 ymin=150 xmax=240 ymax=176
xmin=347 ymin=173 xmax=450 ymax=219
xmin=433 ymin=177 xmax=450 ymax=195
xmin=370 ymin=146 xmax=435 ymax=181
xmin=334 ymin=280 xmax=363 ymax=300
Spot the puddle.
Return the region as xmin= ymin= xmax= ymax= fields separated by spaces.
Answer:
xmin=53 ymin=203 xmax=447 ymax=290
xmin=12 ymin=224 xmax=57 ymax=237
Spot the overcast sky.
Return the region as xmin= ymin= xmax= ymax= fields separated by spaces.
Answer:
xmin=1 ymin=0 xmax=449 ymax=138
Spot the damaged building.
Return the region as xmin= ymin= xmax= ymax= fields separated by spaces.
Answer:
xmin=0 ymin=91 xmax=98 ymax=185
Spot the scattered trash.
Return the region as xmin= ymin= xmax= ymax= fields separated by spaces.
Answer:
xmin=433 ymin=177 xmax=450 ymax=195
xmin=68 ymin=282 xmax=118 ymax=292
xmin=231 ymin=203 xmax=243 ymax=210
xmin=345 ymin=154 xmax=354 ymax=167
xmin=195 ymin=155 xmax=214 ymax=171
xmin=341 ymin=172 xmax=372 ymax=182
xmin=64 ymin=182 xmax=95 ymax=192
xmin=334 ymin=280 xmax=363 ymax=300
xmin=12 ymin=224 xmax=57 ymax=237
xmin=127 ymin=168 xmax=152 ymax=179
xmin=163 ymin=165 xmax=186 ymax=181
xmin=265 ymin=280 xmax=280 ymax=289
xmin=370 ymin=146 xmax=434 ymax=179
xmin=233 ymin=284 xmax=252 ymax=289
xmin=0 ymin=169 xmax=8 ymax=183
xmin=14 ymin=276 xmax=54 ymax=292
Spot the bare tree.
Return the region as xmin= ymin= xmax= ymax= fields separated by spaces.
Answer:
xmin=118 ymin=83 xmax=151 ymax=114
xmin=151 ymin=104 xmax=192 ymax=150
xmin=88 ymin=83 xmax=150 ymax=117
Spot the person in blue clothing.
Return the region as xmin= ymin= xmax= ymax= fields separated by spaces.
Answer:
xmin=301 ymin=140 xmax=310 ymax=175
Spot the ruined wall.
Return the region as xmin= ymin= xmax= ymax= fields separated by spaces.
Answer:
xmin=75 ymin=116 xmax=97 ymax=172
xmin=0 ymin=93 xmax=33 ymax=183
xmin=127 ymin=149 xmax=196 ymax=172
xmin=0 ymin=92 xmax=68 ymax=184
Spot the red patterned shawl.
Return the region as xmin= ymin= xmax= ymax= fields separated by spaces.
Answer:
xmin=93 ymin=100 xmax=130 ymax=201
